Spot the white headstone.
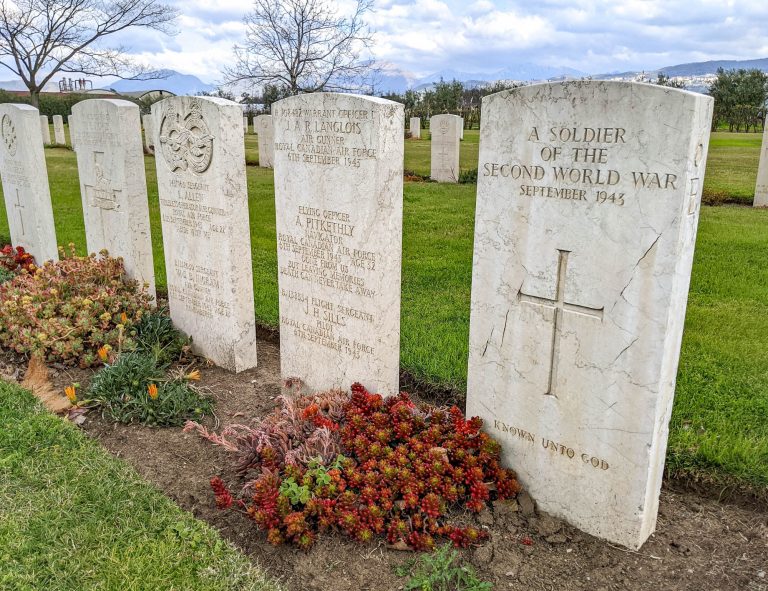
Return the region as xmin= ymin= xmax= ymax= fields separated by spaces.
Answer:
xmin=430 ymin=114 xmax=460 ymax=182
xmin=255 ymin=114 xmax=274 ymax=168
xmin=40 ymin=115 xmax=51 ymax=145
xmin=72 ymin=99 xmax=155 ymax=300
xmin=52 ymin=115 xmax=66 ymax=145
xmin=69 ymin=114 xmax=78 ymax=151
xmin=142 ymin=114 xmax=155 ymax=154
xmin=467 ymin=81 xmax=713 ymax=549
xmin=410 ymin=117 xmax=421 ymax=139
xmin=458 ymin=116 xmax=464 ymax=140
xmin=273 ymin=93 xmax=404 ymax=395
xmin=754 ymin=123 xmax=768 ymax=207
xmin=0 ymin=104 xmax=58 ymax=261
xmin=243 ymin=115 xmax=249 ymax=133
xmin=152 ymin=96 xmax=257 ymax=372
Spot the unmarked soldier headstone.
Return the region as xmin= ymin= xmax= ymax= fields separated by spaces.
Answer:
xmin=40 ymin=115 xmax=51 ymax=145
xmin=152 ymin=96 xmax=257 ymax=372
xmin=754 ymin=123 xmax=768 ymax=207
xmin=467 ymin=81 xmax=713 ymax=549
xmin=410 ymin=117 xmax=421 ymax=139
xmin=72 ymin=99 xmax=155 ymax=299
xmin=273 ymin=93 xmax=404 ymax=395
xmin=430 ymin=113 xmax=460 ymax=182
xmin=255 ymin=114 xmax=274 ymax=168
xmin=0 ymin=104 xmax=58 ymax=261
xmin=142 ymin=114 xmax=155 ymax=154
xmin=52 ymin=115 xmax=66 ymax=145
xmin=69 ymin=113 xmax=78 ymax=151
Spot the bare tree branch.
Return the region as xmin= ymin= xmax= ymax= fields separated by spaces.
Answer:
xmin=0 ymin=0 xmax=178 ymax=105
xmin=224 ymin=0 xmax=376 ymax=95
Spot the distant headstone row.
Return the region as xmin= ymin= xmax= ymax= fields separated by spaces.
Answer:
xmin=0 ymin=82 xmax=714 ymax=551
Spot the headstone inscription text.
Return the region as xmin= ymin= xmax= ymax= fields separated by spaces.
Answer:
xmin=152 ymin=96 xmax=257 ymax=372
xmin=273 ymin=93 xmax=404 ymax=395
xmin=72 ymin=99 xmax=156 ymax=299
xmin=466 ymin=81 xmax=713 ymax=550
xmin=0 ymin=104 xmax=58 ymax=261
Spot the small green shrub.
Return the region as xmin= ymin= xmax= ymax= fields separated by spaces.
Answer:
xmin=88 ymin=352 xmax=212 ymax=426
xmin=132 ymin=308 xmax=190 ymax=367
xmin=395 ymin=544 xmax=492 ymax=591
xmin=0 ymin=267 xmax=14 ymax=285
xmin=0 ymin=247 xmax=153 ymax=366
xmin=459 ymin=168 xmax=478 ymax=184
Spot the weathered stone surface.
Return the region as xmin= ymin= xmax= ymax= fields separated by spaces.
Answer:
xmin=142 ymin=114 xmax=155 ymax=154
xmin=255 ymin=114 xmax=274 ymax=168
xmin=458 ymin=115 xmax=464 ymax=140
xmin=0 ymin=104 xmax=58 ymax=261
xmin=466 ymin=81 xmax=713 ymax=549
xmin=72 ymin=99 xmax=155 ymax=300
xmin=40 ymin=115 xmax=51 ymax=145
xmin=243 ymin=115 xmax=248 ymax=133
xmin=52 ymin=115 xmax=65 ymax=145
xmin=152 ymin=96 xmax=257 ymax=372
xmin=430 ymin=113 xmax=460 ymax=182
xmin=409 ymin=117 xmax=421 ymax=139
xmin=273 ymin=93 xmax=404 ymax=395
xmin=754 ymin=123 xmax=768 ymax=207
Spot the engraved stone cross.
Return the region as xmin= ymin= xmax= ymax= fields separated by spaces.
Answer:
xmin=13 ymin=189 xmax=25 ymax=235
xmin=517 ymin=249 xmax=604 ymax=397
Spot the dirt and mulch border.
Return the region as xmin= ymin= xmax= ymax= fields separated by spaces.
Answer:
xmin=3 ymin=331 xmax=766 ymax=591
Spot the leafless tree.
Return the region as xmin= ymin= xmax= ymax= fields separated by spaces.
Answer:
xmin=226 ymin=0 xmax=375 ymax=95
xmin=0 ymin=0 xmax=179 ymax=106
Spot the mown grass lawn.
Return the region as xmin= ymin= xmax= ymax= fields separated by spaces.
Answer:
xmin=702 ymin=132 xmax=762 ymax=203
xmin=0 ymin=130 xmax=766 ymax=490
xmin=0 ymin=380 xmax=281 ymax=591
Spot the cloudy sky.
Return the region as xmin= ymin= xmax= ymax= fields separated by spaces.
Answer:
xmin=118 ymin=0 xmax=768 ymax=83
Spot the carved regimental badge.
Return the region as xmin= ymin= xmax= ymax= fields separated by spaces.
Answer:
xmin=2 ymin=114 xmax=17 ymax=156
xmin=159 ymin=98 xmax=214 ymax=173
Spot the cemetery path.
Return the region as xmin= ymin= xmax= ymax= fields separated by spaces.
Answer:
xmin=8 ymin=340 xmax=766 ymax=591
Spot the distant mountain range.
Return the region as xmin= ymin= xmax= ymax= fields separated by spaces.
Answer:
xmin=1 ymin=57 xmax=767 ymax=97
xmin=377 ymin=57 xmax=768 ymax=94
xmin=0 ymin=69 xmax=215 ymax=95
xmin=375 ymin=63 xmax=587 ymax=93
xmin=108 ymin=70 xmax=215 ymax=95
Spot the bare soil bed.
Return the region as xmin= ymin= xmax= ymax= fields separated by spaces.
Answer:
xmin=4 ymin=338 xmax=767 ymax=591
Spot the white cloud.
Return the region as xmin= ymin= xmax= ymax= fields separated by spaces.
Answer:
xmin=97 ymin=0 xmax=768 ymax=84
